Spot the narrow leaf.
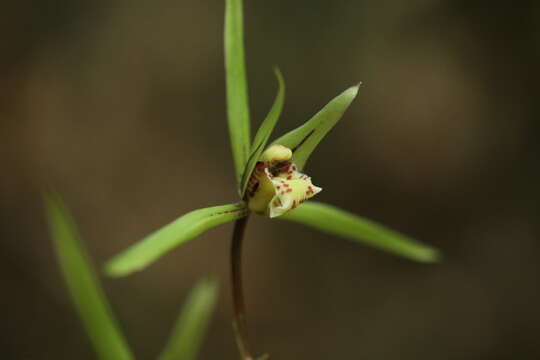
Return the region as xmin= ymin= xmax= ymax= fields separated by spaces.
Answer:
xmin=44 ymin=191 xmax=134 ymax=360
xmin=272 ymin=84 xmax=359 ymax=171
xmin=106 ymin=203 xmax=248 ymax=277
xmin=225 ymin=0 xmax=251 ymax=183
xmin=280 ymin=201 xmax=440 ymax=263
xmin=158 ymin=279 xmax=218 ymax=360
xmin=240 ymin=68 xmax=286 ymax=195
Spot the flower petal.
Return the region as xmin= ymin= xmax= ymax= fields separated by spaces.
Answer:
xmin=279 ymin=201 xmax=441 ymax=263
xmin=272 ymin=84 xmax=359 ymax=171
xmin=105 ymin=203 xmax=248 ymax=277
xmin=247 ymin=165 xmax=275 ymax=214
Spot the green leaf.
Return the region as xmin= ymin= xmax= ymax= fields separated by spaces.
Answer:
xmin=43 ymin=191 xmax=134 ymax=360
xmin=105 ymin=203 xmax=248 ymax=277
xmin=158 ymin=279 xmax=218 ymax=360
xmin=272 ymin=84 xmax=359 ymax=171
xmin=240 ymin=68 xmax=286 ymax=195
xmin=225 ymin=0 xmax=251 ymax=184
xmin=280 ymin=201 xmax=440 ymax=263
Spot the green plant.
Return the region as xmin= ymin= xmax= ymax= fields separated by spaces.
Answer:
xmin=43 ymin=1 xmax=440 ymax=359
xmin=44 ymin=192 xmax=218 ymax=360
xmin=104 ymin=0 xmax=440 ymax=359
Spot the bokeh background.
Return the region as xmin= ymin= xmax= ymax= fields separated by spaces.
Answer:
xmin=2 ymin=0 xmax=540 ymax=359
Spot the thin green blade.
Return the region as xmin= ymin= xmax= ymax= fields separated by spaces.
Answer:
xmin=105 ymin=203 xmax=248 ymax=277
xmin=158 ymin=279 xmax=218 ymax=360
xmin=225 ymin=0 xmax=251 ymax=184
xmin=272 ymin=84 xmax=359 ymax=171
xmin=240 ymin=68 xmax=285 ymax=195
xmin=43 ymin=192 xmax=134 ymax=360
xmin=280 ymin=201 xmax=440 ymax=263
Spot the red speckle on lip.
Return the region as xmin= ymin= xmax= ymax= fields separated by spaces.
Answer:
xmin=286 ymin=188 xmax=292 ymax=193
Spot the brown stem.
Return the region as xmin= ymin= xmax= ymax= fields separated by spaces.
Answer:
xmin=230 ymin=215 xmax=254 ymax=360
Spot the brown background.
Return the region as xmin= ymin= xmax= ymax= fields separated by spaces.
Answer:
xmin=2 ymin=0 xmax=540 ymax=359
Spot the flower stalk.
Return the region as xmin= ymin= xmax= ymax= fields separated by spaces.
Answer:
xmin=230 ymin=215 xmax=254 ymax=360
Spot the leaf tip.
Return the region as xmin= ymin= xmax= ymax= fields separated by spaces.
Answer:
xmin=346 ymin=83 xmax=360 ymax=99
xmin=42 ymin=187 xmax=60 ymax=209
xmin=197 ymin=277 xmax=220 ymax=296
xmin=103 ymin=260 xmax=136 ymax=278
xmin=414 ymin=246 xmax=442 ymax=263
xmin=272 ymin=66 xmax=285 ymax=88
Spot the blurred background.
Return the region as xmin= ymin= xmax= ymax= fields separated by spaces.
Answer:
xmin=2 ymin=0 xmax=540 ymax=359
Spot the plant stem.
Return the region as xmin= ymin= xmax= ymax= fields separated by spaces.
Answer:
xmin=230 ymin=215 xmax=254 ymax=360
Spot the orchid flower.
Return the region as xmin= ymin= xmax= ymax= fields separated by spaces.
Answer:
xmin=105 ymin=0 xmax=440 ymax=358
